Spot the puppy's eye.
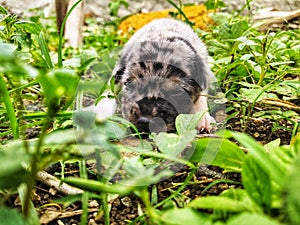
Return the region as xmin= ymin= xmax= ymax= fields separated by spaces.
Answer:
xmin=124 ymin=78 xmax=132 ymax=86
xmin=158 ymin=111 xmax=167 ymax=118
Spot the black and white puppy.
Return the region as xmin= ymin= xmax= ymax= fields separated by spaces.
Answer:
xmin=106 ymin=18 xmax=216 ymax=134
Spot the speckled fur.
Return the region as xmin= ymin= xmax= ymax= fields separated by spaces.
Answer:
xmin=113 ymin=18 xmax=215 ymax=133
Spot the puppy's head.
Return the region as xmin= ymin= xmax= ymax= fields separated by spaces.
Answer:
xmin=118 ymin=61 xmax=201 ymax=134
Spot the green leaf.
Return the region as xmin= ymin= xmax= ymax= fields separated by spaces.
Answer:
xmin=242 ymin=156 xmax=272 ymax=212
xmin=227 ymin=212 xmax=283 ymax=225
xmin=191 ymin=137 xmax=245 ymax=172
xmin=15 ymin=21 xmax=42 ymax=35
xmin=18 ymin=184 xmax=40 ymax=225
xmin=109 ymin=0 xmax=129 ymax=16
xmin=219 ymin=21 xmax=249 ymax=39
xmin=204 ymin=0 xmax=226 ymax=10
xmin=161 ymin=207 xmax=212 ymax=225
xmin=38 ymin=32 xmax=53 ymax=69
xmin=221 ymin=188 xmax=260 ymax=212
xmin=267 ymin=144 xmax=297 ymax=175
xmin=39 ymin=69 xmax=79 ymax=111
xmin=0 ymin=43 xmax=17 ymax=58
xmin=224 ymin=131 xmax=285 ymax=186
xmin=152 ymin=130 xmax=196 ymax=156
xmin=44 ymin=129 xmax=78 ymax=145
xmin=0 ymin=147 xmax=30 ymax=189
xmin=122 ymin=156 xmax=173 ymax=186
xmin=188 ymin=196 xmax=253 ymax=212
xmin=237 ymin=36 xmax=258 ymax=50
xmin=175 ymin=112 xmax=205 ymax=135
xmin=0 ymin=5 xmax=8 ymax=14
xmin=0 ymin=207 xmax=25 ymax=225
xmin=285 ymin=135 xmax=300 ymax=225
xmin=0 ymin=75 xmax=19 ymax=139
xmin=239 ymin=87 xmax=277 ymax=103
xmin=226 ymin=212 xmax=280 ymax=225
xmin=264 ymin=138 xmax=281 ymax=152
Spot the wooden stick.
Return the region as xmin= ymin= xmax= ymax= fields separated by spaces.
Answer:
xmin=37 ymin=170 xmax=83 ymax=195
xmin=255 ymin=8 xmax=300 ymax=31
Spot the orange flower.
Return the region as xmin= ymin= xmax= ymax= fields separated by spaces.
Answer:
xmin=118 ymin=5 xmax=214 ymax=37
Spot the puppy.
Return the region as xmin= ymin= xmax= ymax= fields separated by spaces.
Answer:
xmin=112 ymin=18 xmax=216 ymax=134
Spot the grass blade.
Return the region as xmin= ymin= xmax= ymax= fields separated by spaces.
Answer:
xmin=58 ymin=0 xmax=83 ymax=68
xmin=38 ymin=32 xmax=53 ymax=69
xmin=0 ymin=74 xmax=19 ymax=139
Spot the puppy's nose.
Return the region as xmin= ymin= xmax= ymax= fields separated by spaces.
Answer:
xmin=137 ymin=117 xmax=150 ymax=133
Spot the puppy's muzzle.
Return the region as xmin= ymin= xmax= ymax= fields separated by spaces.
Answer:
xmin=137 ymin=116 xmax=167 ymax=134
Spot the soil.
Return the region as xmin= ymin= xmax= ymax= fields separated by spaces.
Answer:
xmin=3 ymin=112 xmax=293 ymax=225
xmin=34 ymin=163 xmax=242 ymax=225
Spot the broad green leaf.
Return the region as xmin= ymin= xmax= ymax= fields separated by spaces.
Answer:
xmin=219 ymin=21 xmax=249 ymax=39
xmin=191 ymin=137 xmax=245 ymax=172
xmin=152 ymin=130 xmax=196 ymax=156
xmin=221 ymin=188 xmax=260 ymax=212
xmin=242 ymin=156 xmax=272 ymax=211
xmin=175 ymin=112 xmax=205 ymax=135
xmin=227 ymin=212 xmax=283 ymax=225
xmin=52 ymin=69 xmax=80 ymax=97
xmin=39 ymin=69 xmax=79 ymax=110
xmin=161 ymin=207 xmax=212 ymax=225
xmin=0 ymin=207 xmax=25 ymax=225
xmin=122 ymin=156 xmax=173 ymax=186
xmin=15 ymin=21 xmax=42 ymax=34
xmin=237 ymin=36 xmax=258 ymax=50
xmin=223 ymin=131 xmax=285 ymax=186
xmin=239 ymin=87 xmax=277 ymax=103
xmin=0 ymin=147 xmax=30 ymax=189
xmin=267 ymin=144 xmax=297 ymax=174
xmin=264 ymin=138 xmax=281 ymax=152
xmin=0 ymin=43 xmax=17 ymax=58
xmin=44 ymin=129 xmax=79 ymax=145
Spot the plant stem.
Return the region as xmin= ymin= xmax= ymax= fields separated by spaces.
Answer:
xmin=101 ymin=193 xmax=110 ymax=225
xmin=257 ymin=32 xmax=275 ymax=86
xmin=167 ymin=0 xmax=192 ymax=26
xmin=140 ymin=187 xmax=157 ymax=225
xmin=23 ymin=115 xmax=53 ymax=217
xmin=79 ymin=160 xmax=89 ymax=225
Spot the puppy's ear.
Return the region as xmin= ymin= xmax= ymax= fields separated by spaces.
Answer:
xmin=113 ymin=65 xmax=126 ymax=85
xmin=192 ymin=56 xmax=214 ymax=91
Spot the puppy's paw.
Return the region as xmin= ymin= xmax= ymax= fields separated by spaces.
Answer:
xmin=197 ymin=112 xmax=216 ymax=133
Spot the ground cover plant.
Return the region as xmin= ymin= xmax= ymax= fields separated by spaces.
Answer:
xmin=0 ymin=0 xmax=299 ymax=224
